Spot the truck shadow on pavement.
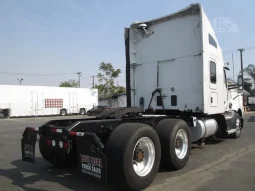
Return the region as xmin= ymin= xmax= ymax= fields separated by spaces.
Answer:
xmin=0 ymin=157 xmax=107 ymax=191
xmin=0 ymin=157 xmax=135 ymax=191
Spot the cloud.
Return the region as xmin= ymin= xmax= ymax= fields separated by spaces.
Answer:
xmin=210 ymin=16 xmax=239 ymax=34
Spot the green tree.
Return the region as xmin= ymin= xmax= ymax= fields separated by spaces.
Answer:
xmin=59 ymin=79 xmax=79 ymax=88
xmin=116 ymin=86 xmax=126 ymax=94
xmin=95 ymin=62 xmax=125 ymax=97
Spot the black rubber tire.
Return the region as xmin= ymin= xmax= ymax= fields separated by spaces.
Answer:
xmin=156 ymin=119 xmax=191 ymax=170
xmin=79 ymin=108 xmax=86 ymax=115
xmin=39 ymin=136 xmax=74 ymax=167
xmin=106 ymin=123 xmax=161 ymax=191
xmin=60 ymin=109 xmax=67 ymax=116
xmin=232 ymin=113 xmax=242 ymax=139
xmin=87 ymin=111 xmax=91 ymax=116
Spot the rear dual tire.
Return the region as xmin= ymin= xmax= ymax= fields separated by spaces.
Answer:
xmin=106 ymin=123 xmax=161 ymax=191
xmin=156 ymin=119 xmax=191 ymax=170
xmin=105 ymin=119 xmax=191 ymax=190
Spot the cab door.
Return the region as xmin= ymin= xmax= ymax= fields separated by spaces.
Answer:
xmin=223 ymin=69 xmax=229 ymax=110
xmin=208 ymin=58 xmax=226 ymax=114
xmin=209 ymin=59 xmax=218 ymax=108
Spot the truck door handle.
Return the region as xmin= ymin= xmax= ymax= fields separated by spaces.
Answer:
xmin=211 ymin=97 xmax=213 ymax=103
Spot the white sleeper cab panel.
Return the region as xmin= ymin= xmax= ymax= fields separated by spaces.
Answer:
xmin=128 ymin=3 xmax=226 ymax=114
xmin=200 ymin=8 xmax=226 ymax=114
xmin=0 ymin=85 xmax=98 ymax=117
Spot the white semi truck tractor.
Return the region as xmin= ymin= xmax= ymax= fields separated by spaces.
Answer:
xmin=21 ymin=3 xmax=245 ymax=191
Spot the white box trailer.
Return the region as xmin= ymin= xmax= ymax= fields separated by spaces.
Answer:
xmin=0 ymin=85 xmax=98 ymax=117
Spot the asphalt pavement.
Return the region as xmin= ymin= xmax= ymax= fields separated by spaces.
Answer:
xmin=0 ymin=113 xmax=254 ymax=191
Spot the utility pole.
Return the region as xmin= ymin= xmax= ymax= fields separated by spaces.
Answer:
xmin=237 ymin=48 xmax=245 ymax=89
xmin=232 ymin=53 xmax=234 ymax=80
xmin=17 ymin=78 xmax=23 ymax=85
xmin=77 ymin=72 xmax=82 ymax=88
xmin=91 ymin=76 xmax=95 ymax=88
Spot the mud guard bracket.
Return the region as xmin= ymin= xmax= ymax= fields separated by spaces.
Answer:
xmin=21 ymin=127 xmax=37 ymax=163
xmin=76 ymin=133 xmax=107 ymax=188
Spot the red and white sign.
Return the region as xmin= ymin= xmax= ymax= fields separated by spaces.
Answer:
xmin=45 ymin=99 xmax=63 ymax=108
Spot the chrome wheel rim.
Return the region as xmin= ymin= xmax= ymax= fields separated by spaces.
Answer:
xmin=236 ymin=118 xmax=241 ymax=135
xmin=175 ymin=129 xmax=188 ymax=159
xmin=132 ymin=137 xmax=155 ymax=177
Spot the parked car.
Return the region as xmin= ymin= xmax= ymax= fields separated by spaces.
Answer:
xmin=86 ymin=105 xmax=111 ymax=116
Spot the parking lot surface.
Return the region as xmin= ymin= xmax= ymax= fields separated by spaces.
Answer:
xmin=0 ymin=113 xmax=254 ymax=191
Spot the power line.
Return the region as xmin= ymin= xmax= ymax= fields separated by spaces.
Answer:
xmin=0 ymin=72 xmax=77 ymax=76
xmin=223 ymin=45 xmax=255 ymax=54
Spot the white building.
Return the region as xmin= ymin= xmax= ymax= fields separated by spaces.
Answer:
xmin=98 ymin=93 xmax=127 ymax=108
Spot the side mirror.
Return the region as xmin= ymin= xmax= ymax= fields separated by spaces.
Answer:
xmin=223 ymin=66 xmax=230 ymax=71
xmin=237 ymin=75 xmax=243 ymax=87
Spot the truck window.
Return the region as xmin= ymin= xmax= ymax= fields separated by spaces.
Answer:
xmin=210 ymin=61 xmax=216 ymax=84
xmin=209 ymin=34 xmax=217 ymax=48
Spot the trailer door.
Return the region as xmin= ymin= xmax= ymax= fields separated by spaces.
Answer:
xmin=69 ymin=92 xmax=78 ymax=113
xmin=31 ymin=92 xmax=44 ymax=116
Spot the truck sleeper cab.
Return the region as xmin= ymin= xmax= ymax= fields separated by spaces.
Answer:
xmin=21 ymin=3 xmax=244 ymax=191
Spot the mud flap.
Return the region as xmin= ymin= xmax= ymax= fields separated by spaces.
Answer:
xmin=76 ymin=133 xmax=107 ymax=188
xmin=21 ymin=127 xmax=37 ymax=163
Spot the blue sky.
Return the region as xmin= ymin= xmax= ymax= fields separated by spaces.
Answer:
xmin=0 ymin=0 xmax=254 ymax=88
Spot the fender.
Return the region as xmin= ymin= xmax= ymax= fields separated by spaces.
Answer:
xmin=228 ymin=89 xmax=244 ymax=120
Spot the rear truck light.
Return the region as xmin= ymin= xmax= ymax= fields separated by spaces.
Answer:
xmin=27 ymin=127 xmax=39 ymax=131
xmin=69 ymin=131 xmax=85 ymax=137
xmin=47 ymin=139 xmax=52 ymax=146
xmin=51 ymin=128 xmax=63 ymax=133
xmin=64 ymin=142 xmax=69 ymax=150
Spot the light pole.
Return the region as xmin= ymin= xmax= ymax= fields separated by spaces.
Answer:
xmin=77 ymin=72 xmax=82 ymax=88
xmin=17 ymin=78 xmax=23 ymax=85
xmin=91 ymin=75 xmax=96 ymax=88
xmin=232 ymin=53 xmax=235 ymax=80
xmin=237 ymin=48 xmax=245 ymax=89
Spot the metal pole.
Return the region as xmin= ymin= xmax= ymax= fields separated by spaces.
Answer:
xmin=93 ymin=76 xmax=95 ymax=88
xmin=17 ymin=78 xmax=23 ymax=85
xmin=77 ymin=72 xmax=82 ymax=88
xmin=237 ymin=48 xmax=245 ymax=89
xmin=91 ymin=76 xmax=95 ymax=88
xmin=232 ymin=53 xmax=234 ymax=80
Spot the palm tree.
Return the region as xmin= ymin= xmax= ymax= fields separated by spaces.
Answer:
xmin=242 ymin=64 xmax=255 ymax=82
xmin=240 ymin=64 xmax=255 ymax=94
